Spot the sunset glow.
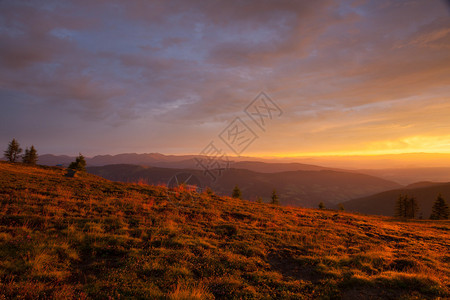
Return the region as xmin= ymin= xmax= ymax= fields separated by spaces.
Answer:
xmin=1 ymin=0 xmax=449 ymax=164
xmin=1 ymin=2 xmax=450 ymax=297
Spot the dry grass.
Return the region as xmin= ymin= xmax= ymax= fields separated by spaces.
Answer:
xmin=0 ymin=161 xmax=448 ymax=299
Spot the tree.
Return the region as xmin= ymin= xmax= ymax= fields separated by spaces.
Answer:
xmin=407 ymin=196 xmax=419 ymax=219
xmin=338 ymin=204 xmax=345 ymax=211
xmin=232 ymin=185 xmax=242 ymax=199
xmin=430 ymin=194 xmax=450 ymax=220
xmin=395 ymin=194 xmax=407 ymax=218
xmin=22 ymin=145 xmax=38 ymax=165
xmin=69 ymin=153 xmax=86 ymax=172
xmin=271 ymin=189 xmax=279 ymax=205
xmin=318 ymin=202 xmax=325 ymax=210
xmin=395 ymin=194 xmax=419 ymax=219
xmin=4 ymin=138 xmax=22 ymax=162
xmin=256 ymin=196 xmax=263 ymax=203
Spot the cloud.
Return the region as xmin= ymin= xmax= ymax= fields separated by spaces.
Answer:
xmin=396 ymin=17 xmax=450 ymax=49
xmin=0 ymin=0 xmax=449 ymax=155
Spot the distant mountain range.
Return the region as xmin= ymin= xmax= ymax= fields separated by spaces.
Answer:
xmin=38 ymin=153 xmax=200 ymax=168
xmin=36 ymin=153 xmax=450 ymax=184
xmin=87 ymin=164 xmax=401 ymax=208
xmin=34 ymin=152 xmax=450 ymax=216
xmin=341 ymin=181 xmax=450 ymax=217
xmin=37 ymin=153 xmax=341 ymax=172
xmin=356 ymin=168 xmax=450 ymax=185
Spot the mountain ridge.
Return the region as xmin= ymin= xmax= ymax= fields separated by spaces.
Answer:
xmin=87 ymin=163 xmax=402 ymax=208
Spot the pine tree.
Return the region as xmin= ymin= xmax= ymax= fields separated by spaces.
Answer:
xmin=407 ymin=197 xmax=419 ymax=219
xmin=271 ymin=189 xmax=279 ymax=205
xmin=338 ymin=204 xmax=344 ymax=211
xmin=395 ymin=194 xmax=407 ymax=218
xmin=395 ymin=194 xmax=420 ymax=219
xmin=318 ymin=202 xmax=325 ymax=210
xmin=23 ymin=148 xmax=29 ymax=163
xmin=256 ymin=196 xmax=263 ymax=203
xmin=232 ymin=185 xmax=242 ymax=199
xmin=440 ymin=197 xmax=450 ymax=220
xmin=4 ymin=138 xmax=22 ymax=162
xmin=69 ymin=153 xmax=87 ymax=172
xmin=22 ymin=145 xmax=38 ymax=165
xmin=430 ymin=194 xmax=450 ymax=220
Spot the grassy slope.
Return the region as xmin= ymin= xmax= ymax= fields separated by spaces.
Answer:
xmin=0 ymin=162 xmax=448 ymax=299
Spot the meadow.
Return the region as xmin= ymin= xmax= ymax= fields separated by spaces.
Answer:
xmin=0 ymin=162 xmax=448 ymax=299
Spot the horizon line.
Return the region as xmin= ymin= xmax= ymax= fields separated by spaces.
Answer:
xmin=39 ymin=151 xmax=450 ymax=159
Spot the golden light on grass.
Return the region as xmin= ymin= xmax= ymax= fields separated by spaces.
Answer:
xmin=0 ymin=162 xmax=448 ymax=298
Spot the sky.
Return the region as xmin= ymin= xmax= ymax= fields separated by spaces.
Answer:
xmin=1 ymin=0 xmax=450 ymax=159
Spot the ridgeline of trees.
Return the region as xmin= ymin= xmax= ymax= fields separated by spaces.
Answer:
xmin=4 ymin=138 xmax=38 ymax=165
xmin=3 ymin=138 xmax=87 ymax=173
xmin=394 ymin=193 xmax=450 ymax=220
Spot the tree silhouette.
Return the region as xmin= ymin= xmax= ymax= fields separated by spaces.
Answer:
xmin=430 ymin=194 xmax=449 ymax=220
xmin=69 ymin=153 xmax=87 ymax=172
xmin=4 ymin=138 xmax=22 ymax=162
xmin=395 ymin=194 xmax=419 ymax=219
xmin=318 ymin=202 xmax=325 ymax=209
xmin=232 ymin=185 xmax=242 ymax=199
xmin=395 ymin=194 xmax=407 ymax=218
xmin=271 ymin=189 xmax=279 ymax=205
xmin=22 ymin=145 xmax=38 ymax=165
xmin=407 ymin=197 xmax=419 ymax=219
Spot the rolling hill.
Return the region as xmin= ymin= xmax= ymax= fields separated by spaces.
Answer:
xmin=87 ymin=164 xmax=402 ymax=208
xmin=341 ymin=182 xmax=450 ymax=217
xmin=0 ymin=162 xmax=448 ymax=299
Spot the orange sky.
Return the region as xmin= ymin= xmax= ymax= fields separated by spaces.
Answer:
xmin=1 ymin=0 xmax=449 ymax=163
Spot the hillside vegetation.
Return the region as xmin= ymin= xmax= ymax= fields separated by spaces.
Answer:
xmin=0 ymin=162 xmax=449 ymax=299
